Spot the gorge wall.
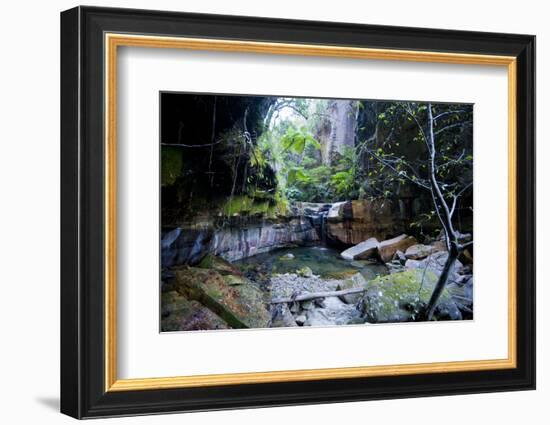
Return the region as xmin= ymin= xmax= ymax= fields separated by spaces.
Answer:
xmin=162 ymin=215 xmax=319 ymax=267
xmin=162 ymin=198 xmax=415 ymax=269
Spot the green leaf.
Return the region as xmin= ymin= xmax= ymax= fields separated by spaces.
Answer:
xmin=287 ymin=168 xmax=297 ymax=184
xmin=281 ymin=127 xmax=320 ymax=154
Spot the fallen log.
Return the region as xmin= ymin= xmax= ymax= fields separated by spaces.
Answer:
xmin=270 ymin=287 xmax=367 ymax=304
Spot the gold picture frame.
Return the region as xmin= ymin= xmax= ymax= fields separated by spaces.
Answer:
xmin=61 ymin=6 xmax=535 ymax=419
xmin=104 ymin=34 xmax=517 ymax=392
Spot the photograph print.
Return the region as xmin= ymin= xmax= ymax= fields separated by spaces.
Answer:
xmin=160 ymin=92 xmax=474 ymax=332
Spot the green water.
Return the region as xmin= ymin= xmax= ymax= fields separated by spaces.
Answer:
xmin=233 ymin=246 xmax=388 ymax=280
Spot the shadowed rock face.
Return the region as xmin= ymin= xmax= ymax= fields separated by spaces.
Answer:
xmin=327 ymin=199 xmax=405 ymax=245
xmin=162 ymin=216 xmax=318 ymax=267
xmin=162 ymin=198 xmax=408 ymax=268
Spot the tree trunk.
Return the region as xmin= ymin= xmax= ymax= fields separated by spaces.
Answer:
xmin=424 ymin=247 xmax=459 ymax=320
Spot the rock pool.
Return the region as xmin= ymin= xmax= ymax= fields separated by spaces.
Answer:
xmin=233 ymin=246 xmax=388 ymax=280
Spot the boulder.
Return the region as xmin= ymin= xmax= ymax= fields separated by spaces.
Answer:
xmin=336 ymin=273 xmax=369 ymax=304
xmin=405 ymin=244 xmax=437 ymax=260
xmin=432 ymin=239 xmax=448 ymax=252
xmin=269 ymin=303 xmax=298 ymax=327
xmin=223 ymin=274 xmax=247 ymax=286
xmin=340 ymin=237 xmax=379 ymax=260
xmin=304 ymin=309 xmax=333 ymax=327
xmin=387 ymin=260 xmax=406 ymax=274
xmin=326 ymin=201 xmax=348 ymax=221
xmin=174 ymin=267 xmax=270 ymax=329
xmin=295 ymin=315 xmax=307 ymax=326
xmin=446 ymin=278 xmax=473 ymax=310
xmin=161 ymin=291 xmax=229 ymax=331
xmin=297 ymin=266 xmax=314 ymax=278
xmin=304 ymin=297 xmax=362 ymax=327
xmin=459 ymin=248 xmax=474 ymax=265
xmin=361 ymin=269 xmax=461 ymax=323
xmin=404 ymin=251 xmax=464 ymax=284
xmin=377 ymin=234 xmax=417 ymax=263
xmin=197 ymin=254 xmax=243 ymax=276
xmin=394 ymin=250 xmax=407 ymax=264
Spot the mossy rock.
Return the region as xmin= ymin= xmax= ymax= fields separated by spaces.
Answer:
xmin=323 ymin=269 xmax=361 ymax=280
xmin=362 ymin=269 xmax=461 ymax=323
xmin=197 ymin=254 xmax=243 ymax=276
xmin=223 ymin=274 xmax=247 ymax=286
xmin=161 ymin=291 xmax=229 ymax=332
xmin=174 ymin=267 xmax=270 ymax=329
xmin=297 ymin=266 xmax=313 ymax=277
xmin=223 ymin=195 xmax=271 ymax=216
xmin=279 ymin=253 xmax=295 ymax=261
xmin=222 ymin=193 xmax=288 ymax=219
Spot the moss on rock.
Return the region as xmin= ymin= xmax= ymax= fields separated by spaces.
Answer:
xmin=174 ymin=267 xmax=270 ymax=329
xmin=362 ymin=269 xmax=461 ymax=322
xmin=161 ymin=291 xmax=229 ymax=331
xmin=323 ymin=269 xmax=361 ymax=280
xmin=197 ymin=254 xmax=243 ymax=276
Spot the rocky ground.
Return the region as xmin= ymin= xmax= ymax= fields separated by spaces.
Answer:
xmin=161 ymin=229 xmax=473 ymax=331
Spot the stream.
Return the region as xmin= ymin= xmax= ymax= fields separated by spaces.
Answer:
xmin=232 ymin=246 xmax=389 ymax=327
xmin=233 ymin=245 xmax=388 ymax=280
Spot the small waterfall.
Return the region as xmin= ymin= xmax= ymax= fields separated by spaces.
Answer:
xmin=305 ymin=203 xmax=331 ymax=246
xmin=319 ymin=210 xmax=328 ymax=246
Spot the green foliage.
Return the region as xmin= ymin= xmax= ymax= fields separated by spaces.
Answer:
xmin=286 ymin=167 xmax=308 ymax=185
xmin=283 ymin=147 xmax=358 ymax=203
xmin=330 ymin=170 xmax=354 ymax=195
xmin=161 ymin=146 xmax=183 ymax=186
xmin=281 ymin=126 xmax=320 ymax=154
xmin=249 ymin=146 xmax=267 ymax=169
xmin=217 ymin=97 xmax=473 ymax=219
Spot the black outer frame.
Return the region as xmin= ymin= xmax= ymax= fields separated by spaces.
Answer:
xmin=60 ymin=5 xmax=536 ymax=419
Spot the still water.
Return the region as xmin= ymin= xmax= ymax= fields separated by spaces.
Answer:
xmin=233 ymin=246 xmax=388 ymax=280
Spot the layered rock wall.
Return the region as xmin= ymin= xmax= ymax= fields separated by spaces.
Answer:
xmin=162 ymin=216 xmax=318 ymax=267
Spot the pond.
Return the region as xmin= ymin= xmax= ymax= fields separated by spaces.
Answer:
xmin=233 ymin=245 xmax=388 ymax=280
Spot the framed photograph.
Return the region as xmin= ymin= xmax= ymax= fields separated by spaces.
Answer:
xmin=60 ymin=6 xmax=536 ymax=419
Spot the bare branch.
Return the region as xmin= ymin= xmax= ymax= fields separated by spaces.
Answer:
xmin=434 ymin=122 xmax=468 ymax=136
xmin=364 ymin=148 xmax=430 ymax=190
xmin=402 ymin=103 xmax=431 ymax=154
xmin=459 ymin=240 xmax=474 ymax=250
xmin=433 ymin=110 xmax=466 ymax=121
xmin=449 ymin=181 xmax=473 ymax=217
xmin=436 ymin=149 xmax=466 ymax=171
xmin=161 ymin=140 xmax=224 ymax=148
